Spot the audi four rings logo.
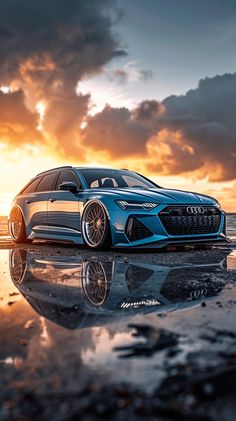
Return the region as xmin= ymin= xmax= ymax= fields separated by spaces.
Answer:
xmin=187 ymin=206 xmax=205 ymax=214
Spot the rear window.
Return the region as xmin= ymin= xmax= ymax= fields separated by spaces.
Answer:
xmin=35 ymin=172 xmax=57 ymax=192
xmin=20 ymin=177 xmax=42 ymax=194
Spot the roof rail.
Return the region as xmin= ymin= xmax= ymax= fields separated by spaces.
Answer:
xmin=36 ymin=166 xmax=73 ymax=176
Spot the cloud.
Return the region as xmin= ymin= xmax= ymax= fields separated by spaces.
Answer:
xmin=0 ymin=0 xmax=125 ymax=88
xmin=106 ymin=62 xmax=153 ymax=84
xmin=0 ymin=90 xmax=41 ymax=146
xmin=0 ymin=0 xmax=125 ymax=156
xmin=81 ymin=72 xmax=236 ymax=182
xmin=43 ymin=92 xmax=90 ymax=158
xmin=0 ymin=2 xmax=235 ymax=183
xmin=221 ymin=181 xmax=236 ymax=199
xmin=133 ymin=100 xmax=162 ymax=120
xmin=81 ymin=100 xmax=162 ymax=157
xmin=155 ymin=73 xmax=236 ymax=181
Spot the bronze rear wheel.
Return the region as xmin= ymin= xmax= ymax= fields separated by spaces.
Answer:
xmin=9 ymin=207 xmax=27 ymax=243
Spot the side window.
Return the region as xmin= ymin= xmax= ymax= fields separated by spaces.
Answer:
xmin=35 ymin=173 xmax=57 ymax=193
xmin=20 ymin=177 xmax=42 ymax=194
xmin=55 ymin=170 xmax=82 ymax=190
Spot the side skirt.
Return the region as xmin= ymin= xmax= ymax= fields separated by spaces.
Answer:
xmin=29 ymin=225 xmax=83 ymax=245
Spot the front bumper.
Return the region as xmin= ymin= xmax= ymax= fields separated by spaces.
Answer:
xmin=109 ymin=206 xmax=230 ymax=249
xmin=118 ymin=234 xmax=231 ymax=249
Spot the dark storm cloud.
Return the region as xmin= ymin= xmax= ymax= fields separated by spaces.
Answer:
xmin=82 ymin=73 xmax=236 ymax=181
xmin=156 ymin=73 xmax=236 ymax=180
xmin=0 ymin=0 xmax=125 ymax=153
xmin=82 ymin=105 xmax=150 ymax=156
xmin=0 ymin=90 xmax=41 ymax=145
xmin=82 ymin=101 xmax=162 ymax=156
xmin=0 ymin=0 xmax=125 ymax=86
xmin=133 ymin=100 xmax=161 ymax=120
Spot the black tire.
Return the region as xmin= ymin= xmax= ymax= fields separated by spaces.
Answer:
xmin=82 ymin=201 xmax=112 ymax=250
xmin=9 ymin=207 xmax=29 ymax=243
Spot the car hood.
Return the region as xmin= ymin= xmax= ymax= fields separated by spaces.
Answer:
xmin=88 ymin=188 xmax=216 ymax=205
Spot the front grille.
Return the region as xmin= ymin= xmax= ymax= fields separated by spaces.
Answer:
xmin=159 ymin=206 xmax=221 ymax=236
xmin=126 ymin=217 xmax=153 ymax=242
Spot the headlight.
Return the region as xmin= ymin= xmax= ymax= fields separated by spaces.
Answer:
xmin=215 ymin=201 xmax=221 ymax=209
xmin=115 ymin=200 xmax=159 ymax=210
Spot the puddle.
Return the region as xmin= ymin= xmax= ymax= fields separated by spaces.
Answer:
xmin=0 ymin=214 xmax=236 ymax=418
xmin=0 ymin=246 xmax=235 ymax=395
xmin=7 ymin=248 xmax=234 ymax=325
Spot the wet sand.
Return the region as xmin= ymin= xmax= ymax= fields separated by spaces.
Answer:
xmin=0 ymin=215 xmax=236 ymax=420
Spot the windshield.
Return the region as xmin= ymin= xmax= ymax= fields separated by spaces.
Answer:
xmin=77 ymin=169 xmax=160 ymax=189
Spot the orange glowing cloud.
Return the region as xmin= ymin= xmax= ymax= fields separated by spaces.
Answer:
xmin=0 ymin=90 xmax=41 ymax=146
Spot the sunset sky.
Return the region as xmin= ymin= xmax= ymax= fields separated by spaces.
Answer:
xmin=1 ymin=0 xmax=236 ymax=215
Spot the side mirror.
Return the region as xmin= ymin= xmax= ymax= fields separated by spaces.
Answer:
xmin=59 ymin=182 xmax=79 ymax=193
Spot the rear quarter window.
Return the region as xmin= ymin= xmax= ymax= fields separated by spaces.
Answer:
xmin=20 ymin=177 xmax=42 ymax=194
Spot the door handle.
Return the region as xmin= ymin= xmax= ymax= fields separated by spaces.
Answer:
xmin=49 ymin=198 xmax=56 ymax=203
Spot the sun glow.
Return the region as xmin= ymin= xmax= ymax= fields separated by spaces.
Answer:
xmin=0 ymin=147 xmax=63 ymax=216
xmin=0 ymin=193 xmax=13 ymax=216
xmin=77 ymin=79 xmax=135 ymax=116
xmin=0 ymin=86 xmax=12 ymax=94
xmin=36 ymin=101 xmax=46 ymax=130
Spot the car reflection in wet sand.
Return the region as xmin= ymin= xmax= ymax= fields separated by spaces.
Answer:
xmin=9 ymin=249 xmax=229 ymax=329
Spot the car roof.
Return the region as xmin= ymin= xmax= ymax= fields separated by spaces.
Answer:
xmin=36 ymin=166 xmax=129 ymax=177
xmin=76 ymin=167 xmax=129 ymax=171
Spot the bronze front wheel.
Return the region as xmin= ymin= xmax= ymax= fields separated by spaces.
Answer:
xmin=82 ymin=201 xmax=111 ymax=250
